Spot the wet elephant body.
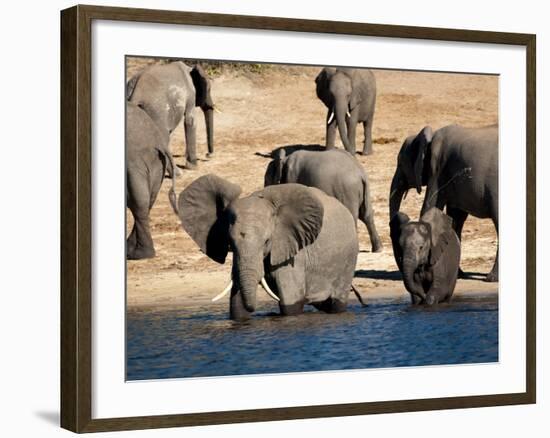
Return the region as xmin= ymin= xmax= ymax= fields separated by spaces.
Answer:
xmin=170 ymin=175 xmax=359 ymax=320
xmin=390 ymin=208 xmax=461 ymax=305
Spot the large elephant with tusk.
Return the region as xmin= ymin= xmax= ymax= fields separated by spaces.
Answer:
xmin=315 ymin=67 xmax=377 ymax=155
xmin=170 ymin=174 xmax=359 ymax=320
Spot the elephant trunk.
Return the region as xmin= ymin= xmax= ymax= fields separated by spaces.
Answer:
xmin=235 ymin=266 xmax=259 ymax=313
xmin=229 ymin=288 xmax=253 ymax=321
xmin=203 ymin=105 xmax=214 ymax=155
xmin=402 ymin=253 xmax=426 ymax=301
xmin=389 ymin=169 xmax=408 ymax=218
xmin=335 ymin=101 xmax=352 ymax=152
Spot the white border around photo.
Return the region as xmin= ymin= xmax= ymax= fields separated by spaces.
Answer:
xmin=92 ymin=19 xmax=526 ymax=419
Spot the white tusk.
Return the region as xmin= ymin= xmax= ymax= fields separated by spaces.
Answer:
xmin=211 ymin=280 xmax=233 ymax=302
xmin=260 ymin=277 xmax=280 ymax=302
xmin=346 ymin=111 xmax=351 ymax=118
xmin=213 ymin=106 xmax=222 ymax=114
xmin=327 ymin=111 xmax=335 ymax=125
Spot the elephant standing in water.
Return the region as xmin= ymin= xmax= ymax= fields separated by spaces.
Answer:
xmin=127 ymin=61 xmax=215 ymax=170
xmin=170 ymin=175 xmax=359 ymax=320
xmin=390 ymin=208 xmax=461 ymax=305
xmin=127 ymin=102 xmax=176 ymax=260
xmin=389 ymin=124 xmax=498 ymax=282
xmin=264 ymin=148 xmax=382 ymax=252
xmin=315 ymin=67 xmax=377 ymax=155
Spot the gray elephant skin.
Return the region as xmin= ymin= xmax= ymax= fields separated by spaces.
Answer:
xmin=170 ymin=174 xmax=359 ymax=320
xmin=127 ymin=61 xmax=215 ymax=169
xmin=315 ymin=67 xmax=377 ymax=155
xmin=390 ymin=208 xmax=461 ymax=305
xmin=389 ymin=124 xmax=498 ymax=282
xmin=264 ymin=148 xmax=382 ymax=252
xmin=127 ymin=102 xmax=176 ymax=260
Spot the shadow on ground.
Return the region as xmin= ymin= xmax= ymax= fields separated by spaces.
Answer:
xmin=460 ymin=271 xmax=489 ymax=281
xmin=256 ymin=144 xmax=325 ymax=159
xmin=355 ymin=269 xmax=402 ymax=281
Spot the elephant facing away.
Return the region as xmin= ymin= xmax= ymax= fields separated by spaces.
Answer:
xmin=170 ymin=175 xmax=359 ymax=320
xmin=127 ymin=61 xmax=215 ymax=170
xmin=389 ymin=124 xmax=498 ymax=282
xmin=264 ymin=148 xmax=382 ymax=252
xmin=315 ymin=67 xmax=377 ymax=155
xmin=390 ymin=208 xmax=461 ymax=305
xmin=127 ymin=102 xmax=176 ymax=260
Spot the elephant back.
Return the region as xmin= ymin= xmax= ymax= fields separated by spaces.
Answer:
xmin=287 ymin=149 xmax=365 ymax=217
xmin=126 ymin=102 xmax=169 ymax=157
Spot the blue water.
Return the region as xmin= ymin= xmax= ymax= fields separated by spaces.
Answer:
xmin=126 ymin=294 xmax=498 ymax=380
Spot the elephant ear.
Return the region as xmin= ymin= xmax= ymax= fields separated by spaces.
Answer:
xmin=315 ymin=68 xmax=336 ymax=104
xmin=190 ymin=64 xmax=210 ymax=108
xmin=126 ymin=73 xmax=141 ymax=100
xmin=389 ymin=212 xmax=410 ymax=271
xmin=413 ymin=126 xmax=433 ymax=194
xmin=264 ymin=149 xmax=286 ymax=186
xmin=420 ymin=207 xmax=454 ymax=266
xmin=177 ymin=174 xmax=241 ymax=264
xmin=262 ymin=184 xmax=324 ymax=266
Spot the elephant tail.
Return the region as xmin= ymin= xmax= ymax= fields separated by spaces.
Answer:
xmin=157 ymin=147 xmax=178 ymax=215
xmin=168 ymin=162 xmax=178 ymax=215
xmin=351 ymin=284 xmax=368 ymax=307
xmin=169 ymin=184 xmax=178 ymax=216
xmin=359 ymin=173 xmax=373 ymax=220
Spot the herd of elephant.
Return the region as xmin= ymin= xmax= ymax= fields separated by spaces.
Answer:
xmin=126 ymin=60 xmax=499 ymax=321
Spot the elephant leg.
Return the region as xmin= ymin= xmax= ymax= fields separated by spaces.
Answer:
xmin=126 ymin=217 xmax=137 ymax=254
xmin=127 ymin=170 xmax=156 ymax=260
xmin=315 ymin=296 xmax=347 ymax=313
xmin=411 ymin=294 xmax=423 ymax=305
xmin=272 ymin=265 xmax=306 ymax=316
xmin=127 ymin=212 xmax=155 ymax=260
xmin=446 ymin=206 xmax=468 ymax=278
xmin=326 ymin=110 xmax=337 ymax=149
xmin=183 ymin=111 xmax=197 ymax=169
xmin=485 ymin=214 xmax=499 ymax=282
xmin=346 ymin=116 xmax=357 ymax=154
xmin=362 ymin=116 xmax=374 ymax=156
xmin=362 ymin=209 xmax=383 ymax=253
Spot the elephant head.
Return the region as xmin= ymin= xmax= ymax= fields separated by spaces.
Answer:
xmin=389 ymin=126 xmax=433 ymax=217
xmin=171 ymin=175 xmax=324 ymax=320
xmin=264 ymin=149 xmax=286 ymax=186
xmin=390 ymin=207 xmax=454 ymax=304
xmin=315 ymin=68 xmax=358 ymax=151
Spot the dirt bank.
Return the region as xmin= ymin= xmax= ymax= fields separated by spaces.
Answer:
xmin=126 ymin=59 xmax=499 ymax=310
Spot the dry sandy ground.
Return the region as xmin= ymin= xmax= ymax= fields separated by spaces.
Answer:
xmin=126 ymin=58 xmax=499 ymax=310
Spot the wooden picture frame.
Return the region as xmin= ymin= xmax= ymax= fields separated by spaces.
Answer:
xmin=60 ymin=4 xmax=536 ymax=433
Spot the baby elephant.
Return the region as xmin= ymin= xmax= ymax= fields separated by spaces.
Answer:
xmin=264 ymin=148 xmax=382 ymax=252
xmin=170 ymin=174 xmax=359 ymax=320
xmin=390 ymin=208 xmax=461 ymax=305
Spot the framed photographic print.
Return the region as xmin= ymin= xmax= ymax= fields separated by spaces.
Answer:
xmin=60 ymin=4 xmax=536 ymax=433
